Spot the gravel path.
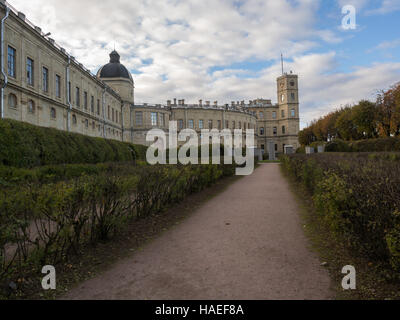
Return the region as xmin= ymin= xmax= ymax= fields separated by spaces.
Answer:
xmin=63 ymin=164 xmax=333 ymax=300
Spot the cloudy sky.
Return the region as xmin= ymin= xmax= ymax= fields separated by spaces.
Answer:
xmin=8 ymin=0 xmax=400 ymax=128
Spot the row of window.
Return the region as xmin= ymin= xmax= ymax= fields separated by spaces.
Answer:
xmin=258 ymin=109 xmax=296 ymax=119
xmin=8 ymin=45 xmax=120 ymax=123
xmin=135 ymin=111 xmax=166 ymax=127
xmin=8 ymin=93 xmax=122 ymax=132
xmin=180 ymin=119 xmax=251 ymax=130
xmin=259 ymin=126 xmax=286 ymax=136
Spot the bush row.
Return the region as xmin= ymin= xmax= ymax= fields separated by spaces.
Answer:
xmin=0 ymin=119 xmax=147 ymax=168
xmin=0 ymin=162 xmax=235 ymax=288
xmin=324 ymin=137 xmax=400 ymax=153
xmin=281 ymin=153 xmax=400 ymax=272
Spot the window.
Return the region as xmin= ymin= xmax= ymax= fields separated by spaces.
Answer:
xmin=208 ymin=120 xmax=213 ymax=129
xmin=55 ymin=75 xmax=61 ymax=98
xmin=281 ymin=110 xmax=285 ymax=118
xmin=282 ymin=125 xmax=286 ymax=134
xmin=281 ymin=94 xmax=285 ymax=102
xmin=291 ymin=109 xmax=295 ymax=117
xmin=272 ymin=111 xmax=277 ymax=119
xmin=112 ymin=108 xmax=115 ymax=122
xmin=42 ymin=67 xmax=48 ymax=92
xmin=84 ymin=92 xmax=88 ymax=110
xmin=261 ymin=144 xmax=265 ymax=150
xmin=27 ymin=57 xmax=34 ymax=86
xmin=178 ymin=119 xmax=184 ymax=130
xmin=151 ymin=112 xmax=158 ymax=126
xmin=97 ymin=99 xmax=100 ymax=115
xmin=188 ymin=119 xmax=194 ymax=129
xmin=91 ymin=96 xmax=94 ymax=113
xmin=50 ymin=107 xmax=56 ymax=119
xmin=291 ymin=93 xmax=295 ymax=101
xmin=217 ymin=120 xmax=221 ymax=130
xmin=232 ymin=121 xmax=235 ymax=129
xmin=108 ymin=106 xmax=110 ymax=119
xmin=259 ymin=111 xmax=264 ymax=119
xmin=239 ymin=121 xmax=242 ymax=129
xmin=225 ymin=120 xmax=229 ymax=129
xmin=85 ymin=119 xmax=89 ymax=128
xmin=92 ymin=121 xmax=95 ymax=130
xmin=160 ymin=113 xmax=165 ymax=127
xmin=275 ymin=144 xmax=278 ymax=151
xmin=260 ymin=127 xmax=264 ymax=135
xmin=72 ymin=114 xmax=77 ymax=125
xmin=135 ymin=111 xmax=143 ymax=125
xmin=273 ymin=127 xmax=277 ymax=135
xmin=75 ymin=87 xmax=80 ymax=107
xmin=199 ymin=119 xmax=204 ymax=129
xmin=7 ymin=46 xmax=16 ymax=77
xmin=27 ymin=100 xmax=35 ymax=113
xmin=290 ymin=81 xmax=295 ymax=87
xmin=8 ymin=93 xmax=17 ymax=108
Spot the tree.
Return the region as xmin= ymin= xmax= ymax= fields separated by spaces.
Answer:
xmin=335 ymin=106 xmax=362 ymax=141
xmin=351 ymin=100 xmax=378 ymax=139
xmin=298 ymin=126 xmax=316 ymax=146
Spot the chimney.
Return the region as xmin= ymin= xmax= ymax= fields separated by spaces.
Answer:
xmin=48 ymin=38 xmax=55 ymax=45
xmin=182 ymin=99 xmax=185 ymax=105
xmin=206 ymin=101 xmax=210 ymax=106
xmin=199 ymin=99 xmax=202 ymax=106
xmin=231 ymin=101 xmax=235 ymax=107
xmin=214 ymin=101 xmax=218 ymax=106
xmin=167 ymin=100 xmax=171 ymax=106
xmin=18 ymin=12 xmax=26 ymax=21
xmin=35 ymin=26 xmax=42 ymax=34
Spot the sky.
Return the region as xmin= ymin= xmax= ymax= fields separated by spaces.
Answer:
xmin=8 ymin=0 xmax=400 ymax=128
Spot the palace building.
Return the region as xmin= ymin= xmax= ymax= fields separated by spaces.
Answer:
xmin=0 ymin=1 xmax=299 ymax=155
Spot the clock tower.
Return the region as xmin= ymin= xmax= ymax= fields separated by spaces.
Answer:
xmin=276 ymin=73 xmax=300 ymax=150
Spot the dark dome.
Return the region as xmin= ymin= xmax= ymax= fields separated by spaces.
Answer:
xmin=97 ymin=51 xmax=132 ymax=81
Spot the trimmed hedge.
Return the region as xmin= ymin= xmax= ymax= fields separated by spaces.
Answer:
xmin=281 ymin=153 xmax=400 ymax=272
xmin=0 ymin=119 xmax=147 ymax=168
xmin=324 ymin=137 xmax=400 ymax=153
xmin=0 ymin=162 xmax=236 ymax=292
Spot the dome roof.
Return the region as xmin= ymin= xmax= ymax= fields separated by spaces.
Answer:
xmin=97 ymin=51 xmax=133 ymax=81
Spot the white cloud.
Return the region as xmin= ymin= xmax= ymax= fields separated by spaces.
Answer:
xmin=366 ymin=0 xmax=400 ymax=15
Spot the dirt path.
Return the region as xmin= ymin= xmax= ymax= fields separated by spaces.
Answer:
xmin=62 ymin=164 xmax=333 ymax=300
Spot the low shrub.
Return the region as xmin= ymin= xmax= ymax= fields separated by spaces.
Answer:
xmin=281 ymin=153 xmax=400 ymax=271
xmin=0 ymin=162 xmax=236 ymax=290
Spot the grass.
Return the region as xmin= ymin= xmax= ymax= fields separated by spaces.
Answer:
xmin=280 ymin=165 xmax=400 ymax=300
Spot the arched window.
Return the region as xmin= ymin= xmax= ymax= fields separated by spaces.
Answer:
xmin=27 ymin=100 xmax=35 ymax=113
xmin=72 ymin=114 xmax=77 ymax=125
xmin=50 ymin=107 xmax=56 ymax=119
xmin=8 ymin=93 xmax=17 ymax=109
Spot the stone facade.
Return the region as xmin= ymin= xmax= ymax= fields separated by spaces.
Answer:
xmin=0 ymin=1 xmax=299 ymax=153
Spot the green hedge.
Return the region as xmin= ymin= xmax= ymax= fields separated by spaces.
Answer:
xmin=281 ymin=153 xmax=400 ymax=272
xmin=324 ymin=137 xmax=400 ymax=153
xmin=0 ymin=119 xmax=147 ymax=168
